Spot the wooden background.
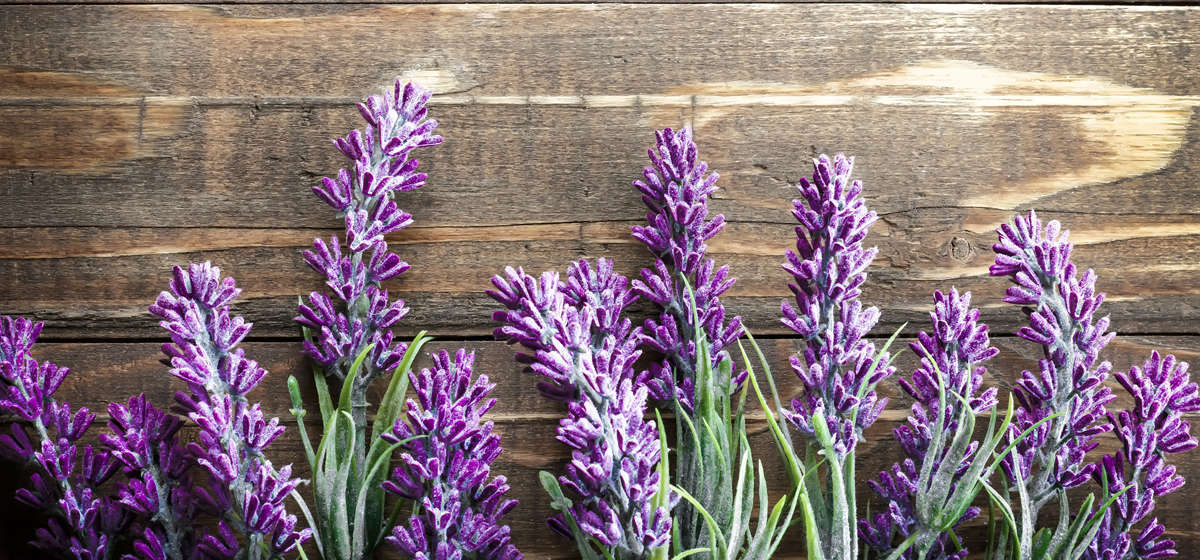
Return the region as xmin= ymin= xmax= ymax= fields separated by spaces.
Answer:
xmin=2 ymin=3 xmax=1199 ymax=558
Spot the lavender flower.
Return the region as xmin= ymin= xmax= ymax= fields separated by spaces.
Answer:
xmin=100 ymin=394 xmax=206 ymax=560
xmin=382 ymin=349 xmax=520 ymax=560
xmin=150 ymin=262 xmax=310 ymax=557
xmin=990 ymin=211 xmax=1116 ymax=520
xmin=296 ymin=79 xmax=442 ymax=388
xmin=0 ymin=315 xmax=127 ymax=559
xmin=631 ymin=127 xmax=744 ymax=408
xmin=490 ymin=259 xmax=673 ymax=557
xmin=781 ymin=153 xmax=894 ymax=459
xmin=861 ymin=288 xmax=999 ymax=559
xmin=290 ymin=78 xmax=443 ymax=560
xmin=1086 ymin=352 xmax=1199 ymax=560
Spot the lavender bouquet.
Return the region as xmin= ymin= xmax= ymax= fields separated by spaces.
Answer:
xmin=0 ymin=262 xmax=311 ymax=560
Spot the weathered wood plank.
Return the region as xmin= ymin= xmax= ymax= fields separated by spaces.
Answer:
xmin=3 ymin=7 xmax=1199 ymax=337
xmin=1 ymin=103 xmax=1198 ymax=336
xmin=2 ymin=6 xmax=1199 ymax=97
xmin=2 ymin=216 xmax=1198 ymax=338
xmin=1 ymin=336 xmax=1198 ymax=557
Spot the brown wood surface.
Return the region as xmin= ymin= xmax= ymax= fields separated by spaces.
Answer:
xmin=2 ymin=3 xmax=1199 ymax=559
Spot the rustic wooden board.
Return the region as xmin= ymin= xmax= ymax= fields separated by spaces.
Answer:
xmin=3 ymin=6 xmax=1200 ymax=97
xmin=1 ymin=335 xmax=1198 ymax=558
xmin=2 ymin=5 xmax=1200 ymax=338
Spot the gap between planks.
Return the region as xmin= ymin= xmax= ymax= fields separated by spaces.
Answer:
xmin=3 ymin=93 xmax=1200 ymax=108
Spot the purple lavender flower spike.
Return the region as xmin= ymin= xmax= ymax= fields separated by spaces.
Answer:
xmin=489 ymin=260 xmax=674 ymax=557
xmin=383 ymin=349 xmax=521 ymax=560
xmin=1086 ymin=352 xmax=1199 ymax=560
xmin=631 ymin=127 xmax=744 ymax=408
xmin=100 ymin=393 xmax=203 ymax=560
xmin=990 ymin=210 xmax=1116 ymax=512
xmin=861 ymin=288 xmax=999 ymax=558
xmin=781 ymin=153 xmax=895 ymax=458
xmin=297 ymin=79 xmax=442 ymax=385
xmin=150 ymin=262 xmax=311 ymax=557
xmin=0 ymin=315 xmax=127 ymax=559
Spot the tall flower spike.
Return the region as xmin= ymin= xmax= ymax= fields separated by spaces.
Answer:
xmin=489 ymin=260 xmax=674 ymax=557
xmin=0 ymin=315 xmax=127 ymax=559
xmin=781 ymin=153 xmax=894 ymax=458
xmin=631 ymin=126 xmax=744 ymax=408
xmin=151 ymin=262 xmax=311 ymax=557
xmin=860 ymin=288 xmax=1000 ymax=558
xmin=297 ymin=79 xmax=442 ymax=384
xmin=1086 ymin=352 xmax=1200 ymax=559
xmin=383 ymin=349 xmax=521 ymax=560
xmin=990 ymin=211 xmax=1116 ymax=519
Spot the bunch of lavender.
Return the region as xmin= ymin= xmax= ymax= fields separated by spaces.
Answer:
xmin=861 ymin=288 xmax=1008 ymax=560
xmin=289 ymin=78 xmax=441 ymax=559
xmin=150 ymin=262 xmax=311 ymax=558
xmin=779 ymin=153 xmax=899 ymax=560
xmin=489 ymin=259 xmax=675 ymax=559
xmin=0 ymin=315 xmax=127 ymax=559
xmin=382 ymin=349 xmax=521 ymax=560
xmin=988 ymin=210 xmax=1118 ymax=558
xmin=1085 ymin=352 xmax=1199 ymax=559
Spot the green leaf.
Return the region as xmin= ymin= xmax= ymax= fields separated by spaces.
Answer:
xmin=298 ymin=311 xmax=334 ymax=424
xmin=338 ymin=343 xmax=374 ymax=413
xmin=672 ymin=484 xmax=728 ymax=556
xmin=738 ymin=335 xmax=802 ymax=488
xmin=540 ymin=471 xmax=601 ymax=560
xmin=371 ymin=331 xmax=430 ymax=443
xmin=671 ymin=548 xmax=712 ymax=560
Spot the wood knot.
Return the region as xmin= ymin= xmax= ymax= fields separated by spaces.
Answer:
xmin=949 ymin=236 xmax=975 ymax=262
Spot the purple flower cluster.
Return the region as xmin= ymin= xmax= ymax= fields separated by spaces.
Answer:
xmin=383 ymin=349 xmax=520 ymax=560
xmin=490 ymin=259 xmax=673 ymax=556
xmin=860 ymin=288 xmax=999 ymax=558
xmin=150 ymin=262 xmax=310 ymax=556
xmin=780 ymin=153 xmax=895 ymax=458
xmin=631 ymin=127 xmax=744 ymax=408
xmin=1087 ymin=352 xmax=1199 ymax=559
xmin=297 ymin=79 xmax=443 ymax=383
xmin=100 ymin=393 xmax=205 ymax=559
xmin=990 ymin=210 xmax=1116 ymax=508
xmin=0 ymin=315 xmax=127 ymax=559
